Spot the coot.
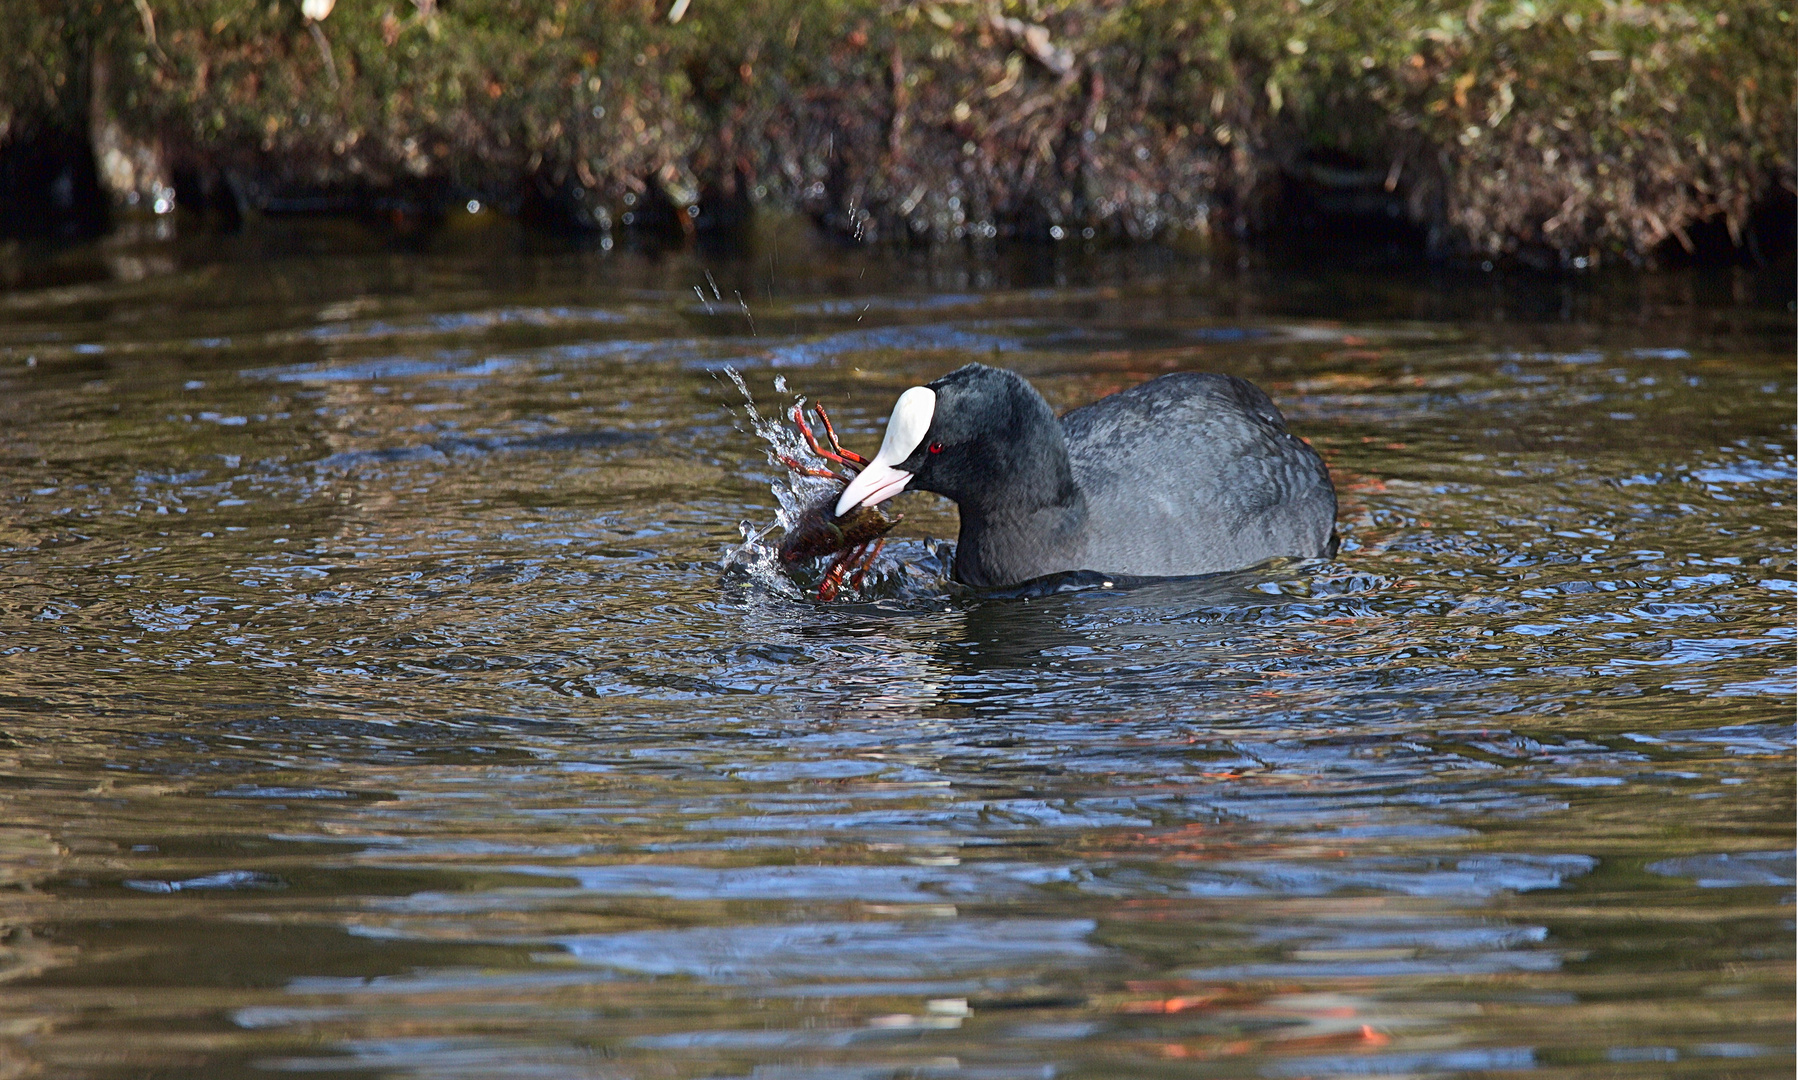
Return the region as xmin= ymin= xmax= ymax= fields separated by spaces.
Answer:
xmin=834 ymin=364 xmax=1337 ymax=588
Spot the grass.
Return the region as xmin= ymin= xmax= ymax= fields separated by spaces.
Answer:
xmin=1 ymin=0 xmax=1790 ymax=264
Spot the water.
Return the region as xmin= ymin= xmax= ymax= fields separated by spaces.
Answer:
xmin=0 ymin=224 xmax=1791 ymax=1078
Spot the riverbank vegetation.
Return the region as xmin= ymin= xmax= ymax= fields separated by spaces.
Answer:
xmin=2 ymin=0 xmax=1791 ymax=265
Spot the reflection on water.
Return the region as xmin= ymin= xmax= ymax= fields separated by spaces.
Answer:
xmin=0 ymin=226 xmax=1791 ymax=1078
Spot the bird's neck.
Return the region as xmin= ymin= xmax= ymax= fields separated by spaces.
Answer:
xmin=953 ymin=503 xmax=1087 ymax=587
xmin=965 ymin=410 xmax=1077 ymax=512
xmin=953 ymin=429 xmax=1087 ymax=587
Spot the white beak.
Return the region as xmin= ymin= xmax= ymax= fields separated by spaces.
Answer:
xmin=835 ymin=386 xmax=935 ymax=517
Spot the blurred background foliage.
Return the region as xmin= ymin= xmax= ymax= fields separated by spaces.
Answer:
xmin=0 ymin=0 xmax=1791 ymax=264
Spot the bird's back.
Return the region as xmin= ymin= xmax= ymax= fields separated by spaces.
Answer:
xmin=1059 ymin=372 xmax=1336 ymax=576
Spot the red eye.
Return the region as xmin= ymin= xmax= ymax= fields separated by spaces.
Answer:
xmin=928 ymin=442 xmax=944 ymax=454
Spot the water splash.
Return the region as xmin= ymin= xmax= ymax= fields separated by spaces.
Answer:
xmin=719 ymin=368 xmax=919 ymax=602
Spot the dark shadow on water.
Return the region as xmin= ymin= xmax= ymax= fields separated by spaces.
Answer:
xmin=926 ymin=562 xmax=1329 ymax=675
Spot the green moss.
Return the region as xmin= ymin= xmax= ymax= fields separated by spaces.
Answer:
xmin=2 ymin=0 xmax=1790 ymax=262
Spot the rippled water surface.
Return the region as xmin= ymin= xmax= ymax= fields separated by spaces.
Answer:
xmin=0 ymin=226 xmax=1792 ymax=1079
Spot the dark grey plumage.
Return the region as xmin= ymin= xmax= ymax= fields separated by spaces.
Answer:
xmin=888 ymin=364 xmax=1336 ymax=588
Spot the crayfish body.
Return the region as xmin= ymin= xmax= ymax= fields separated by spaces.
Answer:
xmin=774 ymin=402 xmax=901 ymax=601
xmin=777 ymin=498 xmax=896 ymax=565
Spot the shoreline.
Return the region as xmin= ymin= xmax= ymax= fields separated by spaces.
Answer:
xmin=3 ymin=1 xmax=1791 ymax=268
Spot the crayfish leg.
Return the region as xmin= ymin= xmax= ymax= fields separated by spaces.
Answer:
xmin=812 ymin=404 xmax=870 ymax=468
xmin=817 ymin=542 xmax=871 ymax=602
xmin=817 ymin=552 xmax=849 ymax=601
xmin=848 ymin=538 xmax=885 ymax=592
xmin=777 ymin=453 xmax=841 ymax=481
xmin=792 ymin=404 xmax=868 ymax=472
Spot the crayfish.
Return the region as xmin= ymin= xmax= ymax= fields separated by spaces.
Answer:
xmin=775 ymin=402 xmax=900 ymax=601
